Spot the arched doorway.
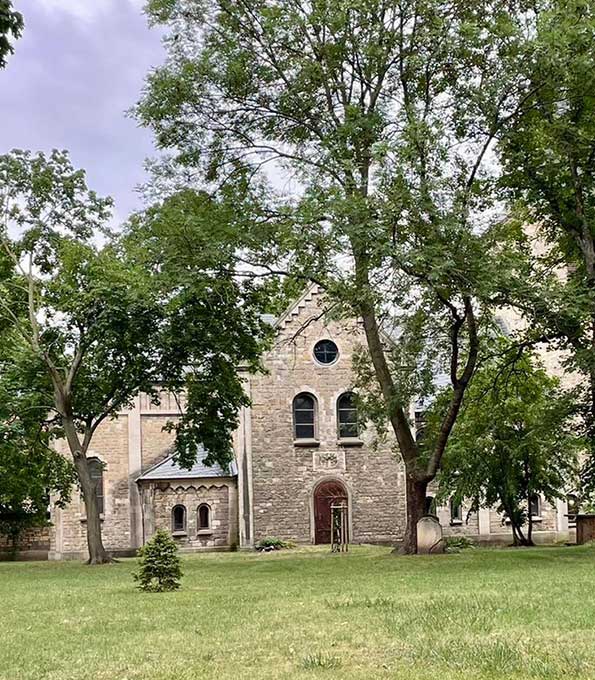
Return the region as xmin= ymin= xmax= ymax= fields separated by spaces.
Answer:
xmin=313 ymin=479 xmax=349 ymax=544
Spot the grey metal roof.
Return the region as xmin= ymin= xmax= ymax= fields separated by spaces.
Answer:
xmin=260 ymin=313 xmax=277 ymax=326
xmin=137 ymin=446 xmax=237 ymax=481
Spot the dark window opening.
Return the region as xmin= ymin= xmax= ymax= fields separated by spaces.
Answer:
xmin=198 ymin=504 xmax=211 ymax=530
xmin=450 ymin=498 xmax=463 ymax=523
xmin=87 ymin=458 xmax=105 ymax=515
xmin=293 ymin=393 xmax=317 ymax=440
xmin=337 ymin=392 xmax=359 ymax=439
xmin=313 ymin=339 xmax=339 ymax=365
xmin=425 ymin=496 xmax=436 ymax=515
xmin=529 ymin=494 xmax=541 ymax=517
xmin=172 ymin=505 xmax=187 ymax=533
xmin=414 ymin=410 xmax=426 ymax=443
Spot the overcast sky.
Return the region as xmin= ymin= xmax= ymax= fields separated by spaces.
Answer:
xmin=1 ymin=0 xmax=164 ymax=224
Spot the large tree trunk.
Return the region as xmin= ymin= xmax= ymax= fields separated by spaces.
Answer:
xmin=397 ymin=476 xmax=428 ymax=554
xmin=63 ymin=418 xmax=112 ymax=564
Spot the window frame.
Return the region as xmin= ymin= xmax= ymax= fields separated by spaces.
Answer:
xmin=424 ymin=496 xmax=436 ymax=516
xmin=313 ymin=339 xmax=339 ymax=366
xmin=337 ymin=392 xmax=360 ymax=441
xmin=449 ymin=498 xmax=463 ymax=525
xmin=529 ymin=494 xmax=541 ymax=519
xmin=171 ymin=504 xmax=187 ymax=534
xmin=293 ymin=392 xmax=318 ymax=442
xmin=197 ymin=503 xmax=212 ymax=532
xmin=87 ymin=457 xmax=105 ymax=515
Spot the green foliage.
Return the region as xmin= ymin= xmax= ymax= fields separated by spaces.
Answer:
xmin=0 ymin=332 xmax=75 ymax=546
xmin=498 ymin=0 xmax=595 ymax=493
xmin=137 ymin=1 xmax=541 ymax=550
xmin=444 ymin=536 xmax=476 ymax=554
xmin=436 ymin=346 xmax=581 ymax=545
xmin=0 ymin=149 xmax=273 ymax=560
xmin=256 ymin=537 xmax=296 ymax=551
xmin=133 ymin=530 xmax=183 ymax=592
xmin=0 ymin=0 xmax=22 ymax=68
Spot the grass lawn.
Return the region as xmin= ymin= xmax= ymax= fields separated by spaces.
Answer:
xmin=1 ymin=545 xmax=595 ymax=680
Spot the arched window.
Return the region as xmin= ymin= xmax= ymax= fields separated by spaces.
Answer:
xmin=293 ymin=393 xmax=317 ymax=440
xmin=529 ymin=494 xmax=541 ymax=518
xmin=198 ymin=504 xmax=211 ymax=530
xmin=87 ymin=457 xmax=105 ymax=515
xmin=424 ymin=496 xmax=436 ymax=515
xmin=450 ymin=498 xmax=463 ymax=524
xmin=172 ymin=505 xmax=187 ymax=533
xmin=337 ymin=392 xmax=359 ymax=439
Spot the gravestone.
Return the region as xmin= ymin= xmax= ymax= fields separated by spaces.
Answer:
xmin=417 ymin=515 xmax=444 ymax=554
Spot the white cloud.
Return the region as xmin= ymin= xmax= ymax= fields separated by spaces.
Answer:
xmin=32 ymin=0 xmax=145 ymax=22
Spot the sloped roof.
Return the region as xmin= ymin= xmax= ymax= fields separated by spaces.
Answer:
xmin=137 ymin=446 xmax=237 ymax=482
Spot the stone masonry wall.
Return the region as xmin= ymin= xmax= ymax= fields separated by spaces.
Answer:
xmin=0 ymin=526 xmax=50 ymax=557
xmin=152 ymin=483 xmax=233 ymax=549
xmin=249 ymin=287 xmax=406 ymax=545
xmin=50 ymin=415 xmax=131 ymax=558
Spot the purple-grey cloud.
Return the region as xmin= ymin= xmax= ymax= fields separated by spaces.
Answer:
xmin=0 ymin=0 xmax=163 ymax=221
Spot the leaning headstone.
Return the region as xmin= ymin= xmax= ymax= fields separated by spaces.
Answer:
xmin=417 ymin=515 xmax=444 ymax=554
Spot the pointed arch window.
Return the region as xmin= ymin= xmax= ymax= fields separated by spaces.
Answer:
xmin=198 ymin=504 xmax=211 ymax=530
xmin=172 ymin=505 xmax=187 ymax=533
xmin=293 ymin=393 xmax=317 ymax=440
xmin=337 ymin=392 xmax=359 ymax=439
xmin=87 ymin=457 xmax=105 ymax=515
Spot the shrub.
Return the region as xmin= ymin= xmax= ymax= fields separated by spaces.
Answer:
xmin=133 ymin=529 xmax=183 ymax=592
xmin=256 ymin=536 xmax=296 ymax=551
xmin=444 ymin=536 xmax=476 ymax=553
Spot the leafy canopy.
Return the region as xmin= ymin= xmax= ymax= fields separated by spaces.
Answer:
xmin=0 ymin=0 xmax=22 ymax=68
xmin=436 ymin=346 xmax=581 ymax=541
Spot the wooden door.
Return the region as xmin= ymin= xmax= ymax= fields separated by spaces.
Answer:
xmin=314 ymin=480 xmax=348 ymax=544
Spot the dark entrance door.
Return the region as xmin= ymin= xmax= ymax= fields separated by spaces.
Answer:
xmin=314 ymin=480 xmax=348 ymax=544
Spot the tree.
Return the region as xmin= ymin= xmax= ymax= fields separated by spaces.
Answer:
xmin=0 ymin=0 xmax=23 ymax=68
xmin=498 ymin=0 xmax=595 ymax=497
xmin=137 ymin=0 xmax=535 ymax=552
xmin=0 ymin=338 xmax=75 ymax=553
xmin=436 ymin=348 xmax=580 ymax=546
xmin=133 ymin=529 xmax=182 ymax=592
xmin=0 ymin=150 xmax=270 ymax=563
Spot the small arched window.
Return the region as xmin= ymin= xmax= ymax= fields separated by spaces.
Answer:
xmin=337 ymin=392 xmax=359 ymax=439
xmin=172 ymin=505 xmax=187 ymax=533
xmin=529 ymin=494 xmax=541 ymax=518
xmin=198 ymin=504 xmax=211 ymax=530
xmin=293 ymin=393 xmax=317 ymax=440
xmin=450 ymin=498 xmax=463 ymax=524
xmin=424 ymin=496 xmax=436 ymax=515
xmin=87 ymin=457 xmax=105 ymax=515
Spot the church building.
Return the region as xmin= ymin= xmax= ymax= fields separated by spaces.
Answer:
xmin=4 ymin=286 xmax=574 ymax=560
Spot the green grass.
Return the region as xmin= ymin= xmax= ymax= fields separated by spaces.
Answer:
xmin=1 ymin=545 xmax=595 ymax=679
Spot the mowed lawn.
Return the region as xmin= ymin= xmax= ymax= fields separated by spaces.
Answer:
xmin=1 ymin=546 xmax=595 ymax=680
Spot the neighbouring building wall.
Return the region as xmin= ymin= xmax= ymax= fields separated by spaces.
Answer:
xmin=0 ymin=527 xmax=50 ymax=560
xmin=49 ymin=392 xmax=238 ymax=560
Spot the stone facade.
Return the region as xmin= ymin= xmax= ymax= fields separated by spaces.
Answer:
xmin=34 ymin=284 xmax=576 ymax=560
xmin=244 ymin=287 xmax=405 ymax=546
